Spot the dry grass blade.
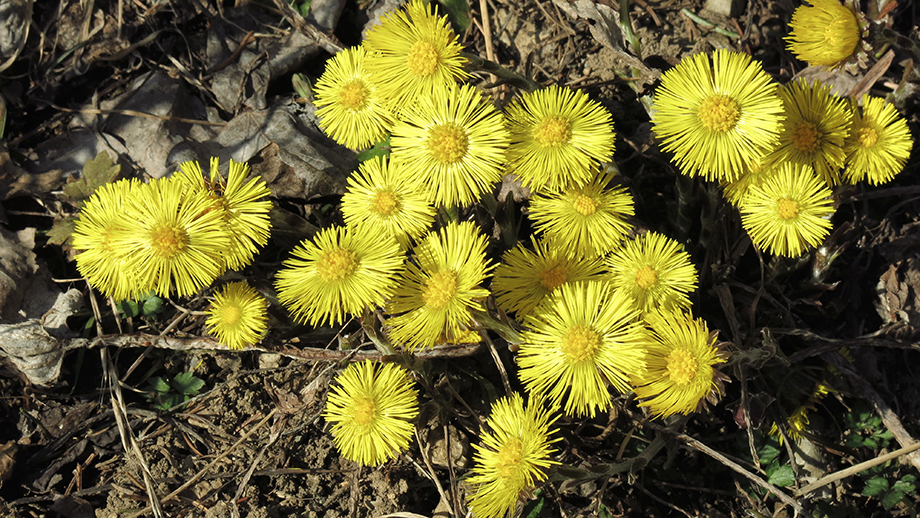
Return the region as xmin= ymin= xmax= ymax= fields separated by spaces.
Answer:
xmin=795 ymin=440 xmax=920 ymax=497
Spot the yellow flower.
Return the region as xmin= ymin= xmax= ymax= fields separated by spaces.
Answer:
xmin=517 ymin=281 xmax=647 ymax=417
xmin=527 ymin=170 xmax=634 ymax=258
xmin=111 ymin=177 xmax=229 ymax=298
xmin=768 ymin=383 xmax=831 ymax=444
xmin=73 ymin=179 xmax=143 ymax=301
xmin=313 ymin=46 xmax=395 ymax=150
xmin=363 ymin=0 xmax=468 ymax=109
xmin=739 ymin=162 xmax=835 ymax=257
xmin=765 ymin=79 xmax=852 ymax=186
xmin=652 ymin=49 xmax=784 ymax=182
xmin=605 ymin=232 xmax=698 ymax=315
xmin=505 ymin=85 xmax=615 ymax=193
xmin=324 ymin=360 xmax=419 ymax=466
xmin=177 ymin=158 xmax=272 ymax=272
xmin=785 ymin=0 xmax=869 ymax=72
xmin=274 ymin=226 xmax=403 ymax=326
xmin=721 ymin=158 xmax=777 ymax=206
xmin=632 ymin=310 xmax=726 ymax=418
xmin=386 ymin=222 xmax=494 ymax=351
xmin=205 ymin=281 xmax=268 ymax=350
xmin=341 ymin=156 xmax=435 ymax=249
xmin=843 ymin=95 xmax=913 ymax=185
xmin=389 ymin=83 xmax=510 ymax=207
xmin=491 ymin=237 xmax=605 ymax=316
xmin=467 ymin=393 xmax=559 ymax=518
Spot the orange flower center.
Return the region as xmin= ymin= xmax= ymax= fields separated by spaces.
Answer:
xmin=635 ymin=265 xmax=658 ymax=289
xmin=560 ymin=325 xmax=600 ymax=362
xmin=422 ymin=270 xmax=458 ymax=309
xmin=857 ymin=126 xmax=878 ymax=148
xmin=428 ymin=123 xmax=469 ymax=164
xmin=407 ymin=39 xmax=439 ymax=77
xmin=351 ymin=396 xmax=376 ymax=427
xmin=534 ymin=116 xmax=572 ymax=147
xmin=219 ymin=303 xmax=243 ymax=327
xmin=338 ymin=81 xmax=369 ymax=110
xmin=150 ymin=224 xmax=188 ymax=258
xmin=495 ymin=438 xmax=524 ymax=479
xmin=317 ymin=248 xmax=358 ymax=282
xmin=792 ymin=121 xmax=819 ymax=152
xmin=373 ymin=191 xmax=399 ymax=216
xmin=539 ymin=264 xmax=567 ymax=290
xmin=666 ymin=348 xmax=698 ymax=385
xmin=776 ymin=198 xmax=799 ymax=220
xmin=572 ymin=193 xmax=597 ymax=216
xmin=698 ymin=94 xmax=741 ymax=133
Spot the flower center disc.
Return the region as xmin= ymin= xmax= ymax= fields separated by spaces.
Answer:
xmin=666 ymin=348 xmax=698 ymax=385
xmin=698 ymin=94 xmax=741 ymax=133
xmin=339 ymin=81 xmax=369 ymax=110
xmin=496 ymin=438 xmax=524 ymax=480
xmin=317 ymin=248 xmax=359 ymax=282
xmin=572 ymin=193 xmax=598 ymax=216
xmin=534 ymin=116 xmax=572 ymax=147
xmin=407 ymin=39 xmax=439 ymax=77
xmin=858 ymin=126 xmax=879 ymax=148
xmin=792 ymin=121 xmax=820 ymax=152
xmin=560 ymin=325 xmax=600 ymax=362
xmin=428 ymin=124 xmax=469 ymax=165
xmin=539 ymin=264 xmax=568 ymax=290
xmin=635 ymin=265 xmax=659 ymax=289
xmin=150 ymin=225 xmax=188 ymax=258
xmin=352 ymin=396 xmax=377 ymax=427
xmin=776 ymin=198 xmax=799 ymax=220
xmin=373 ymin=191 xmax=400 ymax=216
xmin=220 ymin=304 xmax=243 ymax=327
xmin=423 ymin=270 xmax=459 ymax=310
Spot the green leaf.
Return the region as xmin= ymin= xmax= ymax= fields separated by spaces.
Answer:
xmin=47 ymin=216 xmax=77 ymax=246
xmin=356 ymin=135 xmax=391 ymax=162
xmin=881 ymin=489 xmax=906 ymax=509
xmin=861 ymin=476 xmax=889 ymax=497
xmin=598 ymin=503 xmax=614 ymax=518
xmin=118 ymin=300 xmax=140 ymax=318
xmin=757 ymin=442 xmax=781 ymax=465
xmin=141 ymin=295 xmax=164 ymax=317
xmin=437 ymin=0 xmax=470 ymax=32
xmin=62 ymin=151 xmax=121 ymax=204
xmin=520 ymin=489 xmax=544 ymax=518
xmin=891 ymin=478 xmax=916 ymax=495
xmin=767 ymin=465 xmax=795 ymax=487
xmin=845 ymin=434 xmax=865 ymax=448
xmin=157 ymin=393 xmax=185 ymax=411
xmin=148 ymin=377 xmax=171 ymax=394
xmin=864 ymin=438 xmax=878 ymax=449
xmin=172 ymin=371 xmax=205 ymax=396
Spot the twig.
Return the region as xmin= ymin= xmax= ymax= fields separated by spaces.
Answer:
xmin=679 ymin=9 xmax=741 ymax=38
xmin=478 ymin=0 xmax=496 ymax=86
xmin=413 ymin=428 xmax=451 ymax=510
xmin=482 ymin=332 xmax=512 ymax=398
xmin=795 ymin=441 xmax=920 ymax=497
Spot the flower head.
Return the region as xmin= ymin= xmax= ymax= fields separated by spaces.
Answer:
xmin=739 ymin=162 xmax=835 ymax=257
xmin=111 ymin=177 xmax=229 ymax=298
xmin=491 ymin=237 xmax=605 ymax=316
xmin=313 ymin=46 xmax=395 ymax=150
xmin=605 ymin=232 xmax=698 ymax=315
xmin=528 ymin=170 xmax=634 ymax=258
xmin=341 ymin=156 xmax=435 ymax=248
xmin=177 ymin=158 xmax=272 ymax=272
xmin=389 ymin=83 xmax=510 ymax=207
xmin=652 ymin=49 xmax=784 ymax=182
xmin=205 ymin=281 xmax=268 ymax=350
xmin=467 ymin=393 xmax=559 ymax=518
xmin=843 ymin=95 xmax=912 ymax=185
xmin=721 ymin=158 xmax=777 ymax=206
xmin=765 ymin=79 xmax=852 ymax=186
xmin=363 ymin=0 xmax=468 ymax=108
xmin=386 ymin=222 xmax=494 ymax=350
xmin=73 ymin=179 xmax=143 ymax=300
xmin=517 ymin=281 xmax=647 ymax=417
xmin=274 ymin=226 xmax=403 ymax=326
xmin=633 ymin=311 xmax=727 ymax=418
xmin=506 ymin=85 xmax=615 ymax=193
xmin=785 ymin=0 xmax=870 ymax=73
xmin=324 ymin=360 xmax=419 ymax=466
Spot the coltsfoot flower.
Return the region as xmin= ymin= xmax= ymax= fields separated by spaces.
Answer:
xmin=205 ymin=281 xmax=268 ymax=350
xmin=517 ymin=281 xmax=647 ymax=417
xmin=466 ymin=393 xmax=559 ymax=518
xmin=721 ymin=158 xmax=777 ymax=207
xmin=505 ymin=85 xmax=615 ymax=193
xmin=605 ymin=232 xmax=698 ymax=315
xmin=652 ymin=49 xmax=784 ymax=182
xmin=274 ymin=226 xmax=403 ymax=326
xmin=739 ymin=162 xmax=835 ymax=257
xmin=363 ymin=0 xmax=468 ymax=109
xmin=785 ymin=0 xmax=870 ymax=73
xmin=843 ymin=95 xmax=912 ymax=185
xmin=633 ymin=310 xmax=727 ymax=418
xmin=313 ymin=46 xmax=395 ymax=150
xmin=386 ymin=222 xmax=494 ymax=350
xmin=324 ymin=360 xmax=419 ymax=466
